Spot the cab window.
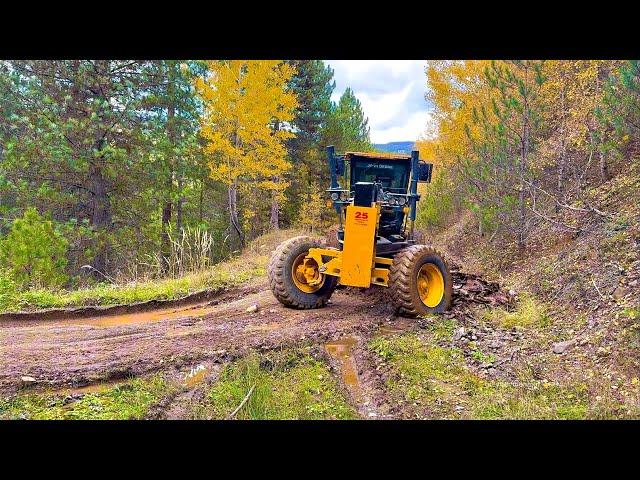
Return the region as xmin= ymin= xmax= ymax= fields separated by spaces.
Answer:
xmin=351 ymin=160 xmax=409 ymax=193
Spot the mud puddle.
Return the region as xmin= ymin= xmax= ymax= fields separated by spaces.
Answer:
xmin=59 ymin=302 xmax=220 ymax=327
xmin=325 ymin=337 xmax=361 ymax=401
xmin=42 ymin=379 xmax=125 ymax=397
xmin=184 ymin=365 xmax=210 ymax=388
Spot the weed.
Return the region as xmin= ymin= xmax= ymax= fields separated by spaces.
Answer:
xmin=470 ymin=349 xmax=496 ymax=364
xmin=623 ymin=307 xmax=640 ymax=320
xmin=482 ymin=293 xmax=550 ymax=329
xmin=0 ymin=374 xmax=171 ymax=420
xmin=426 ymin=317 xmax=456 ymax=342
xmin=194 ymin=351 xmax=356 ymax=420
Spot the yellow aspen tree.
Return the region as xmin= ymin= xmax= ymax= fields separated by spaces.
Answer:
xmin=541 ymin=60 xmax=623 ymax=193
xmin=422 ymin=60 xmax=497 ymax=166
xmin=297 ymin=180 xmax=324 ymax=233
xmin=195 ymin=60 xmax=297 ymax=246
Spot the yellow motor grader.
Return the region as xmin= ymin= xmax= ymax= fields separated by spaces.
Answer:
xmin=268 ymin=147 xmax=452 ymax=317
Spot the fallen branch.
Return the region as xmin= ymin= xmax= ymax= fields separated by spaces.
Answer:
xmin=522 ymin=178 xmax=610 ymax=217
xmin=527 ymin=206 xmax=581 ymax=232
xmin=592 ymin=278 xmax=606 ymax=300
xmin=228 ymin=384 xmax=256 ymax=419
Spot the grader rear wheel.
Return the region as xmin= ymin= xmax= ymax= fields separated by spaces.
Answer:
xmin=268 ymin=236 xmax=338 ymax=309
xmin=388 ymin=245 xmax=452 ymax=317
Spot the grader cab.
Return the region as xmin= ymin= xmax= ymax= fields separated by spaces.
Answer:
xmin=268 ymin=146 xmax=452 ymax=317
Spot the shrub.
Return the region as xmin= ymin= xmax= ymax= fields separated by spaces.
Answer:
xmin=0 ymin=270 xmax=16 ymax=311
xmin=0 ymin=207 xmax=69 ymax=289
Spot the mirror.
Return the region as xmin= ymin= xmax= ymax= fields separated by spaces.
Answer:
xmin=417 ymin=161 xmax=433 ymax=183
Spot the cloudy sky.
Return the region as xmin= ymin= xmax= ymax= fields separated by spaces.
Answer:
xmin=325 ymin=60 xmax=433 ymax=144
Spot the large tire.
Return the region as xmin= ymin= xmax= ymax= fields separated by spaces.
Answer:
xmin=389 ymin=244 xmax=452 ymax=317
xmin=268 ymin=236 xmax=338 ymax=309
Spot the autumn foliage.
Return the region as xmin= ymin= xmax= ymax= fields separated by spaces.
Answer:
xmin=416 ymin=60 xmax=637 ymax=253
xmin=0 ymin=60 xmax=371 ymax=288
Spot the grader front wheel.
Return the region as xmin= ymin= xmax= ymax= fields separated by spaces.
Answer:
xmin=389 ymin=245 xmax=452 ymax=317
xmin=268 ymin=236 xmax=338 ymax=309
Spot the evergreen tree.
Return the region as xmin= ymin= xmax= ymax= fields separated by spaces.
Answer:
xmin=143 ymin=60 xmax=207 ymax=271
xmin=287 ymin=60 xmax=335 ymax=163
xmin=322 ymin=87 xmax=372 ymax=152
xmin=283 ymin=61 xmax=335 ymax=227
xmin=0 ymin=60 xmax=156 ymax=278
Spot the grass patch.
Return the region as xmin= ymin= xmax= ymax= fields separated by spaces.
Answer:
xmin=368 ymin=334 xmax=475 ymax=417
xmin=623 ymin=307 xmax=640 ymax=320
xmin=367 ymin=333 xmax=634 ymax=419
xmin=482 ymin=293 xmax=551 ymax=329
xmin=193 ymin=350 xmax=357 ymax=420
xmin=1 ymin=229 xmax=303 ymax=312
xmin=0 ymin=374 xmax=172 ymax=420
xmin=425 ymin=317 xmax=456 ymax=342
xmin=468 ymin=375 xmax=590 ymax=420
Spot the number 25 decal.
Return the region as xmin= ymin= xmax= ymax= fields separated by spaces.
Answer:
xmin=354 ymin=212 xmax=369 ymax=220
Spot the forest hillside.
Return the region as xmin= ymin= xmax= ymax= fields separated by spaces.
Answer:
xmin=1 ymin=60 xmax=639 ymax=420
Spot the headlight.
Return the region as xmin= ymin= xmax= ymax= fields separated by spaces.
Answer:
xmin=330 ymin=192 xmax=340 ymax=201
xmin=390 ymin=196 xmax=398 ymax=205
xmin=397 ymin=196 xmax=406 ymax=206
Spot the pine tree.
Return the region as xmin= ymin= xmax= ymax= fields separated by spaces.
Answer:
xmin=322 ymin=87 xmax=372 ymax=152
xmin=0 ymin=60 xmax=157 ymax=278
xmin=282 ymin=61 xmax=336 ymax=227
xmin=143 ymin=60 xmax=207 ymax=272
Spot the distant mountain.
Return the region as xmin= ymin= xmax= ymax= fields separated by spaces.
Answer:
xmin=373 ymin=141 xmax=415 ymax=154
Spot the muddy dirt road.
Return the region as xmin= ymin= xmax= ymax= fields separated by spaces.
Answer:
xmin=0 ymin=269 xmax=508 ymax=396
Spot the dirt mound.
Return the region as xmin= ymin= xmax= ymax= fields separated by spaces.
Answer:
xmin=450 ymin=267 xmax=512 ymax=311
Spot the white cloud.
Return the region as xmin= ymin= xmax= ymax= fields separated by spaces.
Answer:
xmin=326 ymin=60 xmax=434 ymax=144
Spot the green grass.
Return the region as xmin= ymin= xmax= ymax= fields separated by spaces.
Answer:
xmin=623 ymin=307 xmax=640 ymax=320
xmin=369 ymin=334 xmax=475 ymax=417
xmin=425 ymin=317 xmax=456 ymax=341
xmin=367 ymin=332 xmax=635 ymax=419
xmin=468 ymin=379 xmax=590 ymax=420
xmin=192 ymin=350 xmax=357 ymax=420
xmin=0 ymin=229 xmax=304 ymax=313
xmin=8 ymin=255 xmax=266 ymax=311
xmin=0 ymin=374 xmax=172 ymax=420
xmin=482 ymin=293 xmax=551 ymax=329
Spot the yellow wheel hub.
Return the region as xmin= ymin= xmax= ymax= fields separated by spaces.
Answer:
xmin=291 ymin=253 xmax=324 ymax=293
xmin=417 ymin=263 xmax=445 ymax=308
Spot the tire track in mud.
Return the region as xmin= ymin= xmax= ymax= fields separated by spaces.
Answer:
xmin=0 ymin=267 xmax=511 ymax=411
xmin=0 ymin=283 xmax=396 ymax=395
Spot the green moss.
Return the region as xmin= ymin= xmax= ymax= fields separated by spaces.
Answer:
xmin=0 ymin=374 xmax=171 ymax=420
xmin=194 ymin=351 xmax=357 ymax=420
xmin=482 ymin=293 xmax=550 ymax=329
